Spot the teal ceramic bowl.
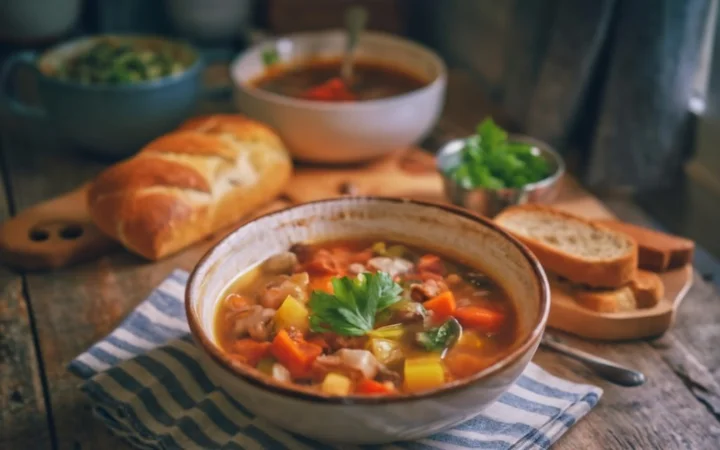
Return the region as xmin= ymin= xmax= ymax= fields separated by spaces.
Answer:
xmin=0 ymin=35 xmax=204 ymax=158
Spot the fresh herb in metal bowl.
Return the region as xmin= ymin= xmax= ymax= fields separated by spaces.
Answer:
xmin=445 ymin=118 xmax=552 ymax=189
xmin=55 ymin=38 xmax=186 ymax=85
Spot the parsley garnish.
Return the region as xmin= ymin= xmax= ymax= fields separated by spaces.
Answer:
xmin=415 ymin=318 xmax=462 ymax=352
xmin=262 ymin=47 xmax=280 ymax=66
xmin=308 ymin=272 xmax=403 ymax=336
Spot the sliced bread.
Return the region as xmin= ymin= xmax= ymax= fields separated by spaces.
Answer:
xmin=596 ymin=219 xmax=694 ymax=272
xmin=630 ymin=270 xmax=665 ymax=308
xmin=495 ymin=205 xmax=637 ymax=288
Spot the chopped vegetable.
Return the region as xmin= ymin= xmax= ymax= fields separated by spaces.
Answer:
xmin=356 ymin=379 xmax=396 ymax=395
xmin=321 ymin=372 xmax=352 ymax=395
xmin=302 ymin=77 xmax=357 ymax=102
xmin=229 ymin=339 xmax=272 ymax=366
xmin=55 ymin=39 xmax=186 ymax=85
xmin=334 ymin=349 xmax=381 ymax=379
xmin=444 ymin=351 xmax=490 ymax=379
xmin=308 ymin=272 xmax=403 ymax=336
xmin=404 ymin=356 xmax=446 ymax=392
xmin=418 ymin=254 xmax=443 ymax=274
xmin=262 ymin=47 xmax=280 ymax=66
xmin=372 ymin=242 xmax=406 ymax=258
xmin=445 ymin=118 xmax=551 ymax=189
xmin=256 ymin=357 xmax=275 ymax=375
xmin=270 ymin=329 xmax=322 ymax=378
xmin=457 ymin=331 xmax=484 ymax=350
xmin=423 ymin=291 xmax=457 ymax=321
xmin=415 ymin=318 xmax=462 ymax=352
xmin=271 ymin=363 xmax=292 ymax=382
xmin=367 ymin=323 xmax=406 ymax=340
xmin=309 ymin=275 xmax=334 ymax=293
xmin=274 ymin=295 xmax=309 ymax=332
xmin=368 ymin=338 xmax=404 ymax=365
xmin=454 ymin=306 xmax=505 ymax=332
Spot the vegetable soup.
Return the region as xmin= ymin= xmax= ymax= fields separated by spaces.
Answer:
xmin=214 ymin=239 xmax=518 ymax=396
xmin=252 ymin=59 xmax=427 ymax=102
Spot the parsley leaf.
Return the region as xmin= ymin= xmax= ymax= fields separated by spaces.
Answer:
xmin=262 ymin=47 xmax=280 ymax=66
xmin=308 ymin=272 xmax=403 ymax=336
xmin=447 ymin=117 xmax=552 ymax=189
xmin=415 ymin=318 xmax=462 ymax=352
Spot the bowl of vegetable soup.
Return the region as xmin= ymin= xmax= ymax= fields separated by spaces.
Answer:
xmin=230 ymin=30 xmax=447 ymax=163
xmin=186 ymin=197 xmax=550 ymax=444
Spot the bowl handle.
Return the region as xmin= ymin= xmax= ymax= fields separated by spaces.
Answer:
xmin=0 ymin=51 xmax=47 ymax=119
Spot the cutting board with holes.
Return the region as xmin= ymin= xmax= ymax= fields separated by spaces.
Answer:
xmin=0 ymin=147 xmax=694 ymax=341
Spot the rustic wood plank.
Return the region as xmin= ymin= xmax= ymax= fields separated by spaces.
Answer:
xmin=0 ymin=130 xmax=52 ymax=449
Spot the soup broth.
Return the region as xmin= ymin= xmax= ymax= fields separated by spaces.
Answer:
xmin=214 ymin=239 xmax=518 ymax=396
xmin=252 ymin=59 xmax=428 ymax=102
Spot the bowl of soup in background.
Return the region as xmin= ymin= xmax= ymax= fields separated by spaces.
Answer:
xmin=230 ymin=31 xmax=447 ymax=163
xmin=186 ymin=197 xmax=550 ymax=444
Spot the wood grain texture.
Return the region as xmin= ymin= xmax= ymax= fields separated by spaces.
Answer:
xmin=0 ymin=132 xmax=51 ymax=449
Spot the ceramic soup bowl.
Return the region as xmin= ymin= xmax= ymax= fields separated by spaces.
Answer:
xmin=186 ymin=197 xmax=550 ymax=444
xmin=230 ymin=31 xmax=447 ymax=164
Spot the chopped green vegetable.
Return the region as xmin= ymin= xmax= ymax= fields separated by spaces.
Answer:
xmin=415 ymin=318 xmax=462 ymax=352
xmin=368 ymin=323 xmax=406 ymax=340
xmin=262 ymin=47 xmax=280 ymax=66
xmin=308 ymin=272 xmax=403 ymax=336
xmin=447 ymin=118 xmax=551 ymax=189
xmin=55 ymin=39 xmax=186 ymax=85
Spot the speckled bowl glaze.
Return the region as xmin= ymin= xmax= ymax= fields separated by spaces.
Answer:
xmin=186 ymin=197 xmax=550 ymax=444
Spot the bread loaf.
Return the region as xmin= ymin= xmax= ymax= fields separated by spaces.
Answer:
xmin=495 ymin=205 xmax=638 ymax=288
xmin=87 ymin=114 xmax=293 ymax=260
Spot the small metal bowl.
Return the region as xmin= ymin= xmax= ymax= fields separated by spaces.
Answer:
xmin=436 ymin=135 xmax=565 ymax=217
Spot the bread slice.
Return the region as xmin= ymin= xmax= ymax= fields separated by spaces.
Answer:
xmin=596 ymin=220 xmax=694 ymax=272
xmin=630 ymin=270 xmax=664 ymax=308
xmin=550 ymin=269 xmax=664 ymax=313
xmin=575 ymin=286 xmax=637 ymax=313
xmin=495 ymin=205 xmax=638 ymax=288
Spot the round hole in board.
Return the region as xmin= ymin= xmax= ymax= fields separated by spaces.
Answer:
xmin=58 ymin=225 xmax=83 ymax=240
xmin=29 ymin=229 xmax=50 ymax=242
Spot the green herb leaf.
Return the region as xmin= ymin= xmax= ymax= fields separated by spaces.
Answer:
xmin=262 ymin=47 xmax=280 ymax=66
xmin=415 ymin=318 xmax=462 ymax=352
xmin=448 ymin=117 xmax=552 ymax=190
xmin=308 ymin=272 xmax=403 ymax=336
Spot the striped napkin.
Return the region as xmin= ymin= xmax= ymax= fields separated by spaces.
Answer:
xmin=69 ymin=270 xmax=602 ymax=450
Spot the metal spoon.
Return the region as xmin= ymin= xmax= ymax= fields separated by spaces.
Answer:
xmin=340 ymin=6 xmax=368 ymax=85
xmin=541 ymin=334 xmax=646 ymax=387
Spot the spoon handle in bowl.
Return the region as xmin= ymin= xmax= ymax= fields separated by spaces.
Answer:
xmin=341 ymin=6 xmax=368 ymax=82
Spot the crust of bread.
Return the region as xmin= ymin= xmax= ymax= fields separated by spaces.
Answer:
xmin=596 ymin=219 xmax=694 ymax=272
xmin=630 ymin=270 xmax=664 ymax=308
xmin=574 ymin=286 xmax=637 ymax=313
xmin=495 ymin=205 xmax=638 ymax=288
xmin=87 ymin=114 xmax=292 ymax=260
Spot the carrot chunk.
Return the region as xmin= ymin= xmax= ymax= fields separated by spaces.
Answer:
xmin=356 ymin=379 xmax=396 ymax=395
xmin=229 ymin=339 xmax=272 ymax=366
xmin=444 ymin=351 xmax=490 ymax=379
xmin=418 ymin=254 xmax=443 ymax=274
xmin=270 ymin=329 xmax=322 ymax=379
xmin=423 ymin=291 xmax=456 ymax=321
xmin=453 ymin=306 xmax=505 ymax=331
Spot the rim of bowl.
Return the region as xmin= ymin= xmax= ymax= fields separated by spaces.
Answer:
xmin=436 ymin=135 xmax=566 ymax=194
xmin=185 ymin=196 xmax=550 ymax=405
xmin=35 ymin=34 xmax=203 ymax=91
xmin=230 ymin=30 xmax=448 ymax=111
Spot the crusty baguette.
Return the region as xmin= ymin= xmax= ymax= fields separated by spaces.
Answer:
xmin=596 ymin=219 xmax=694 ymax=272
xmin=87 ymin=114 xmax=293 ymax=260
xmin=495 ymin=205 xmax=637 ymax=288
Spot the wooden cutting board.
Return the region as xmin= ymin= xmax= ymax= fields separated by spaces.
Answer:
xmin=0 ymin=148 xmax=692 ymax=341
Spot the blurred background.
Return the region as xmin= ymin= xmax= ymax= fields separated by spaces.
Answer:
xmin=0 ymin=0 xmax=719 ymax=275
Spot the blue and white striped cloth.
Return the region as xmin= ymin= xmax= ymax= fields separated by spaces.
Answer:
xmin=69 ymin=270 xmax=602 ymax=450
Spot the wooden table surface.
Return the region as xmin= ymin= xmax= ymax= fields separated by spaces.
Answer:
xmin=1 ymin=73 xmax=720 ymax=450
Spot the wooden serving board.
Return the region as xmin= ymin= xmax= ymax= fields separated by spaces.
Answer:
xmin=0 ymin=148 xmax=692 ymax=341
